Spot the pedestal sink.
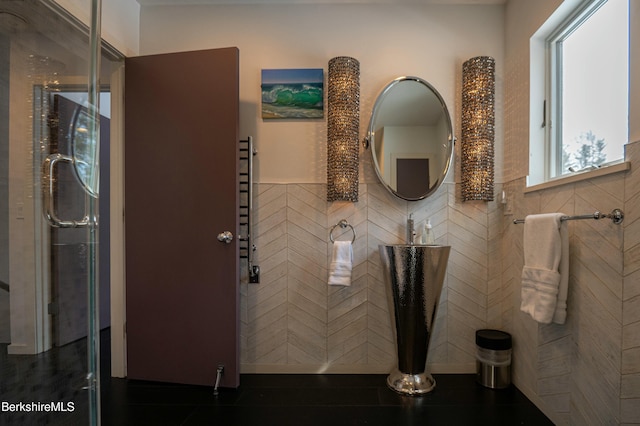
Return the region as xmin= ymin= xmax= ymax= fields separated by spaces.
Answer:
xmin=379 ymin=244 xmax=450 ymax=395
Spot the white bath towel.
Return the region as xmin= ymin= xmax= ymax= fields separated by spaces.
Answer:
xmin=520 ymin=213 xmax=569 ymax=324
xmin=328 ymin=241 xmax=353 ymax=286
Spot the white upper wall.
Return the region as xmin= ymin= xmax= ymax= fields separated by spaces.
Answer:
xmin=139 ymin=4 xmax=504 ymax=183
xmin=54 ymin=0 xmax=140 ymax=57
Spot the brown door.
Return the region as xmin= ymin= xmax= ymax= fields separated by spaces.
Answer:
xmin=124 ymin=48 xmax=239 ymax=387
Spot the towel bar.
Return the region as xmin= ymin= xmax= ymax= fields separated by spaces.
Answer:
xmin=513 ymin=208 xmax=624 ymax=225
xmin=330 ymin=219 xmax=356 ymax=243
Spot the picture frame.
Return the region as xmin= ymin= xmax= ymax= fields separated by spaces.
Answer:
xmin=261 ymin=68 xmax=324 ymax=119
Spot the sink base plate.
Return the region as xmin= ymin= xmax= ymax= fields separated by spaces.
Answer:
xmin=386 ymin=369 xmax=436 ymax=395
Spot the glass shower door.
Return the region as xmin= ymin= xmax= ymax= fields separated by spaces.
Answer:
xmin=0 ymin=1 xmax=122 ymax=424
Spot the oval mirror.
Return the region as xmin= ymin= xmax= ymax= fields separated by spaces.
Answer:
xmin=68 ymin=93 xmax=108 ymax=199
xmin=367 ymin=76 xmax=453 ymax=201
xmin=70 ymin=105 xmax=99 ymax=197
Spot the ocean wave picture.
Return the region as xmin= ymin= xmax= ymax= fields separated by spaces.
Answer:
xmin=261 ymin=68 xmax=324 ymax=119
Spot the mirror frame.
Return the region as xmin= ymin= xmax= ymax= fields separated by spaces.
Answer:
xmin=367 ymin=76 xmax=454 ymax=201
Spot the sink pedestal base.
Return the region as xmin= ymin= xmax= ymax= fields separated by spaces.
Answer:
xmin=387 ymin=369 xmax=436 ymax=395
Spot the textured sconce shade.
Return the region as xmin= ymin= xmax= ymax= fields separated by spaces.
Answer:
xmin=461 ymin=56 xmax=495 ymax=201
xmin=327 ymin=56 xmax=360 ymax=202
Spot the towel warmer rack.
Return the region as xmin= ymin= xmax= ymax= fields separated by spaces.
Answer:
xmin=513 ymin=208 xmax=624 ymax=225
xmin=239 ymin=137 xmax=259 ymax=283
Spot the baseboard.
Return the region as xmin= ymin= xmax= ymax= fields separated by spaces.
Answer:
xmin=7 ymin=343 xmax=31 ymax=355
xmin=429 ymin=363 xmax=476 ymax=374
xmin=240 ymin=364 xmax=391 ymax=374
xmin=240 ymin=363 xmax=476 ymax=375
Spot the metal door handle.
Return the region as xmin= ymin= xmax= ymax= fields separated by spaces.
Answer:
xmin=42 ymin=153 xmax=92 ymax=228
xmin=217 ymin=231 xmax=233 ymax=244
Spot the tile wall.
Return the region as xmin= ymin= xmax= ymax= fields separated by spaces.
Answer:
xmin=240 ymin=154 xmax=501 ymax=374
xmin=502 ymin=140 xmax=640 ymax=425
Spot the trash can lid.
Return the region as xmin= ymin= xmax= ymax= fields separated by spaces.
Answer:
xmin=476 ymin=329 xmax=512 ymax=350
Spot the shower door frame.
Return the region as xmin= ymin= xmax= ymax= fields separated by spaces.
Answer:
xmin=12 ymin=54 xmax=125 ymax=366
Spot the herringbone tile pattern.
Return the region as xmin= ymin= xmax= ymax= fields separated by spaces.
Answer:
xmin=242 ymin=184 xmax=288 ymax=365
xmin=241 ymin=181 xmax=492 ymax=373
xmin=622 ymin=141 xmax=640 ymax=424
xmin=503 ymin=141 xmax=640 ymax=425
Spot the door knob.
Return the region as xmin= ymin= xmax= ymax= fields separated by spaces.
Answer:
xmin=217 ymin=231 xmax=233 ymax=244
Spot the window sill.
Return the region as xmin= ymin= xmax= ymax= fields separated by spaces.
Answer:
xmin=524 ymin=161 xmax=631 ymax=193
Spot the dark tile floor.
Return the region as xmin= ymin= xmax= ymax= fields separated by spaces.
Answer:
xmin=1 ymin=332 xmax=553 ymax=426
xmin=102 ymin=374 xmax=554 ymax=426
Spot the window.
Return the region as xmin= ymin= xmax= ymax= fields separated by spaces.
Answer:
xmin=530 ymin=0 xmax=628 ymax=186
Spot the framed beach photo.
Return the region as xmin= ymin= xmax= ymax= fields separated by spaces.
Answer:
xmin=261 ymin=68 xmax=324 ymax=119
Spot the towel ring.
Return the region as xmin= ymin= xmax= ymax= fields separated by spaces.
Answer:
xmin=329 ymin=219 xmax=356 ymax=244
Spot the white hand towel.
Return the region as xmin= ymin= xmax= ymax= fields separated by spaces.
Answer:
xmin=328 ymin=241 xmax=353 ymax=286
xmin=520 ymin=213 xmax=569 ymax=324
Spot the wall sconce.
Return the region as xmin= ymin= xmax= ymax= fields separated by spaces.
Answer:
xmin=461 ymin=56 xmax=495 ymax=202
xmin=327 ymin=56 xmax=360 ymax=202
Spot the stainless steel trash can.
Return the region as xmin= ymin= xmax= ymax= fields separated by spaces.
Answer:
xmin=476 ymin=329 xmax=512 ymax=389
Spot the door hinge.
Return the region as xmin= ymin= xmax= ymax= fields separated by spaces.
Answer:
xmin=48 ymin=301 xmax=59 ymax=315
